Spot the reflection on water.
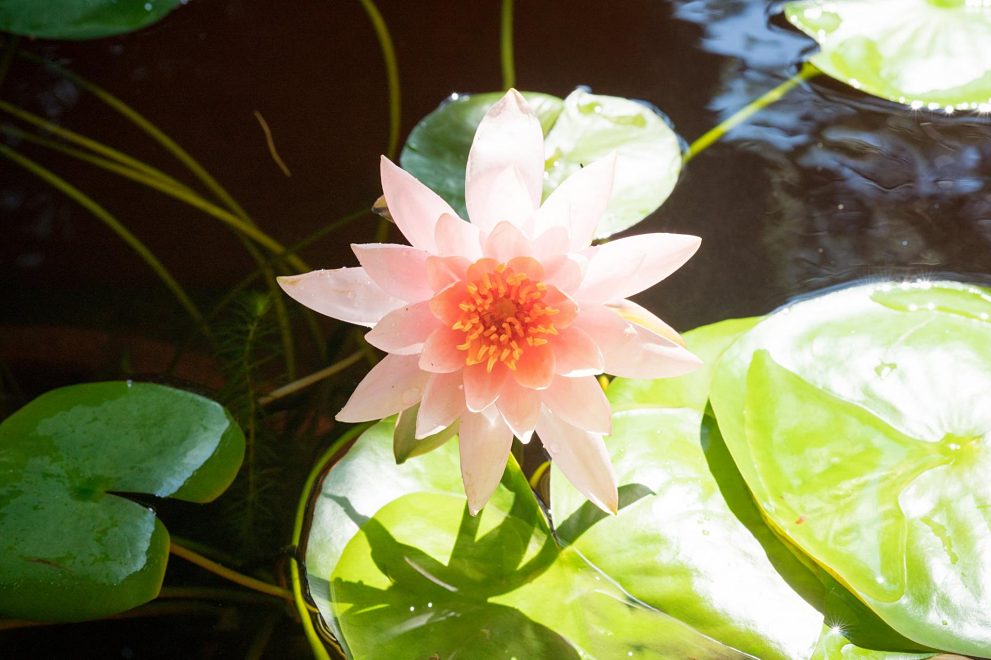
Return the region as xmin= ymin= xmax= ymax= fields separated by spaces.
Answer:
xmin=672 ymin=0 xmax=991 ymax=297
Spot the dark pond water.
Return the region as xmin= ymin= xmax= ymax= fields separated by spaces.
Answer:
xmin=2 ymin=0 xmax=990 ymax=657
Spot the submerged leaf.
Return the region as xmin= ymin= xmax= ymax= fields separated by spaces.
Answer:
xmin=785 ymin=0 xmax=991 ymax=111
xmin=0 ymin=382 xmax=244 ymax=621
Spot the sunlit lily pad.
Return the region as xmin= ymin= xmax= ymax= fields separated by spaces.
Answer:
xmin=400 ymin=88 xmax=682 ymax=239
xmin=710 ymin=280 xmax=991 ymax=656
xmin=0 ymin=382 xmax=244 ymax=621
xmin=553 ymin=318 xmax=925 ymax=658
xmin=0 ymin=0 xmax=185 ymax=40
xmin=301 ymin=422 xmax=749 ymax=658
xmin=785 ymin=0 xmax=991 ymax=111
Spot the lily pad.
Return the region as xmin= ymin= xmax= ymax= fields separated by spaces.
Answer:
xmin=554 ymin=319 xmax=825 ymax=659
xmin=0 ymin=0 xmax=184 ymax=40
xmin=0 ymin=381 xmax=244 ymax=621
xmin=785 ymin=0 xmax=991 ymax=111
xmin=400 ymin=88 xmax=682 ymax=239
xmin=710 ymin=280 xmax=991 ymax=656
xmin=301 ymin=422 xmax=748 ymax=658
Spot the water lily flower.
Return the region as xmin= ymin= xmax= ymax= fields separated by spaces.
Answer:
xmin=279 ymin=90 xmax=701 ymax=515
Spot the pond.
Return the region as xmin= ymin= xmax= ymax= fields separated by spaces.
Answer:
xmin=2 ymin=0 xmax=990 ymax=658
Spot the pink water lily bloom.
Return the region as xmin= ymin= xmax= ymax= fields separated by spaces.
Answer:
xmin=278 ymin=89 xmax=702 ymax=515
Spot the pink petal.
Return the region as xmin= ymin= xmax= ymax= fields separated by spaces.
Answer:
xmin=576 ymin=233 xmax=701 ymax=303
xmin=496 ymin=381 xmax=540 ymax=443
xmin=465 ymin=90 xmax=543 ymax=233
xmin=425 ymin=255 xmax=471 ymax=292
xmin=336 ymin=354 xmax=429 ymax=422
xmin=419 ymin=327 xmax=467 ymax=373
xmin=542 ymin=254 xmax=585 ymax=296
xmin=609 ymin=299 xmax=686 ymax=347
xmin=277 ymin=268 xmax=403 ymax=327
xmin=380 ymin=156 xmax=456 ymax=252
xmin=483 ymin=221 xmax=532 ymax=262
xmin=435 ymin=213 xmax=483 ymax=259
xmin=551 ymin=326 xmax=604 ymax=376
xmin=536 ymin=408 xmax=617 ymax=514
xmin=459 ymin=409 xmax=514 ymax=515
xmin=352 ymin=243 xmax=433 ymax=303
xmin=531 ymin=226 xmax=569 ymax=260
xmin=533 ymin=154 xmax=616 ymax=250
xmin=463 ymin=362 xmax=510 ymax=413
xmin=465 ymin=166 xmax=536 ymax=234
xmin=574 ymin=304 xmax=702 ymax=379
xmin=365 ymin=301 xmax=439 ymax=355
xmin=513 ymin=343 xmax=556 ymax=390
xmin=416 ymin=371 xmax=465 ymax=437
xmin=541 ymin=375 xmax=612 ymax=435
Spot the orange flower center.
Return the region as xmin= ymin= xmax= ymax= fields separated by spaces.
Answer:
xmin=451 ymin=261 xmax=560 ymax=372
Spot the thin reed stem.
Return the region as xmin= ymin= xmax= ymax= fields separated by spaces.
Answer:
xmin=169 ymin=541 xmax=292 ymax=601
xmin=685 ymin=63 xmax=819 ymax=163
xmin=0 ymin=144 xmax=204 ymax=329
xmin=500 ymin=0 xmax=516 ymax=90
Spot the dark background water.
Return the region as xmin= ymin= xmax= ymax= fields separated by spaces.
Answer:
xmin=2 ymin=0 xmax=990 ymax=657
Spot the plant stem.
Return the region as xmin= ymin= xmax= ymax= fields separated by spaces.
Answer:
xmin=358 ymin=0 xmax=401 ymax=161
xmin=291 ymin=423 xmax=373 ymax=660
xmin=259 ymin=350 xmax=364 ymax=406
xmin=169 ymin=541 xmax=292 ymax=601
xmin=157 ymin=586 xmax=280 ymax=605
xmin=0 ymin=100 xmax=190 ymax=192
xmin=0 ymin=144 xmax=205 ymax=329
xmin=14 ymin=49 xmax=308 ymax=374
xmin=358 ymin=0 xmax=401 ymax=245
xmin=500 ymin=0 xmax=516 ymax=90
xmin=684 ymin=63 xmax=819 ymax=163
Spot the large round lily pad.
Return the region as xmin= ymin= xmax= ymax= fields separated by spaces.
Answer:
xmin=301 ymin=422 xmax=748 ymax=658
xmin=785 ymin=0 xmax=991 ymax=111
xmin=400 ymin=88 xmax=682 ymax=239
xmin=0 ymin=0 xmax=185 ymax=40
xmin=710 ymin=280 xmax=991 ymax=656
xmin=554 ymin=318 xmax=926 ymax=659
xmin=0 ymin=381 xmax=244 ymax=621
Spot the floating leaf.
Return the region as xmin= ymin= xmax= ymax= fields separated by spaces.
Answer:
xmin=0 ymin=0 xmax=185 ymax=40
xmin=0 ymin=382 xmax=244 ymax=621
xmin=301 ymin=422 xmax=748 ymax=658
xmin=710 ymin=280 xmax=991 ymax=656
xmin=553 ymin=320 xmax=825 ymax=659
xmin=785 ymin=0 xmax=991 ymax=111
xmin=400 ymin=88 xmax=682 ymax=239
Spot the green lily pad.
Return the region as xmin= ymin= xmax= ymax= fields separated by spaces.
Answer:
xmin=553 ymin=319 xmax=826 ymax=659
xmin=812 ymin=624 xmax=934 ymax=660
xmin=0 ymin=0 xmax=184 ymax=40
xmin=710 ymin=280 xmax=991 ymax=656
xmin=302 ymin=422 xmax=749 ymax=658
xmin=785 ymin=0 xmax=991 ymax=111
xmin=400 ymin=88 xmax=682 ymax=239
xmin=0 ymin=381 xmax=244 ymax=621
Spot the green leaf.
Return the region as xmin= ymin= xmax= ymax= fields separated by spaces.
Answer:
xmin=0 ymin=0 xmax=184 ymax=40
xmin=710 ymin=280 xmax=991 ymax=656
xmin=554 ymin=319 xmax=827 ymax=659
xmin=811 ymin=624 xmax=935 ymax=660
xmin=302 ymin=421 xmax=749 ymax=658
xmin=784 ymin=0 xmax=991 ymax=111
xmin=400 ymin=88 xmax=682 ymax=239
xmin=393 ymin=404 xmax=458 ymax=464
xmin=0 ymin=381 xmax=244 ymax=621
